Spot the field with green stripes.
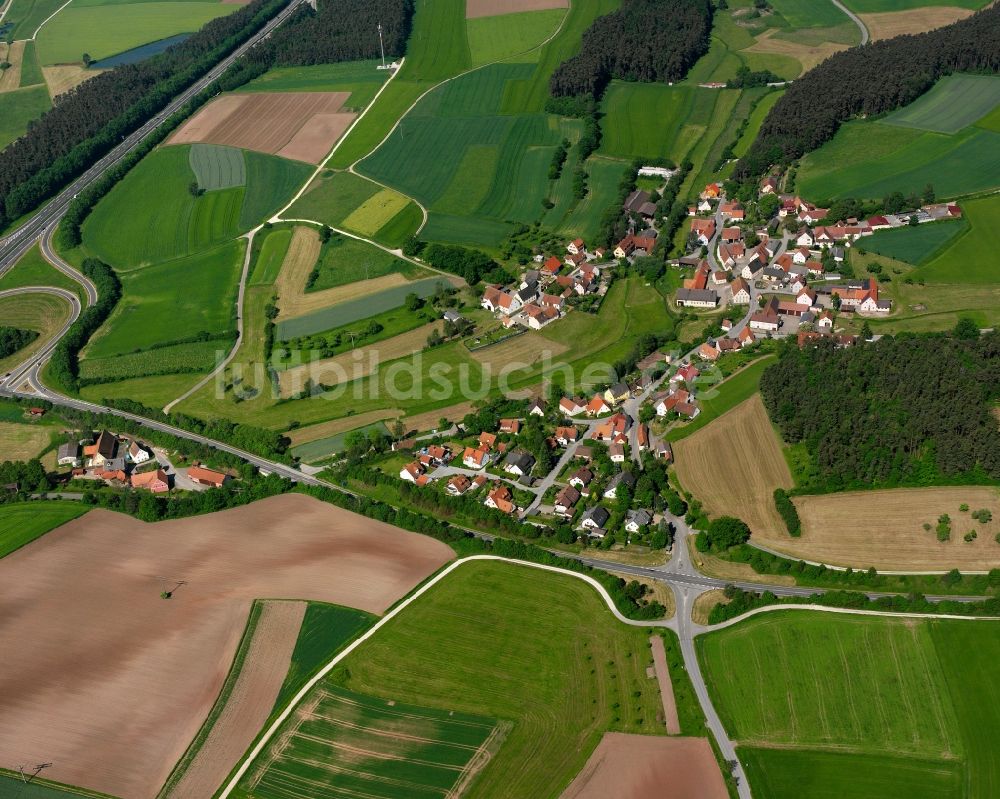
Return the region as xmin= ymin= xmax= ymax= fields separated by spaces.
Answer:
xmin=700 ymin=611 xmax=1000 ymax=799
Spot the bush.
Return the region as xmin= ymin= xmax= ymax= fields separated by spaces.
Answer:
xmin=773 ymin=488 xmax=801 ymax=537
xmin=705 ymin=516 xmax=751 ymax=550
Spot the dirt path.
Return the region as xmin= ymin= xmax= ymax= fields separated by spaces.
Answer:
xmin=164 ymin=600 xmax=307 ymax=799
xmin=649 ymin=635 xmax=681 ymax=734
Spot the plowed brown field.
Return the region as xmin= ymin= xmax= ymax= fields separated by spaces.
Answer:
xmin=0 ymin=493 xmax=453 ymax=799
xmin=169 ymin=92 xmax=354 ymax=164
xmin=466 ymin=0 xmax=567 ymax=18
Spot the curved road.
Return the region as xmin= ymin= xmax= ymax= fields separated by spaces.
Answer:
xmin=832 ymin=0 xmax=870 ymax=45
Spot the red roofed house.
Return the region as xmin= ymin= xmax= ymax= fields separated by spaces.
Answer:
xmin=698 ymin=341 xmax=721 ymax=361
xmin=721 ymin=227 xmax=742 ymax=244
xmin=485 ymin=485 xmax=515 ymax=514
xmin=690 ymin=218 xmax=716 ymax=246
xmin=730 ymin=277 xmax=751 ymax=305
xmin=399 ymin=461 xmax=425 ymax=483
xmin=585 ymin=394 xmax=611 ymax=416
xmin=188 ymin=465 xmax=230 ymax=488
xmin=672 ymin=363 xmax=700 ymax=385
xmin=499 ymin=419 xmax=521 ymax=435
xmin=702 ymin=183 xmax=721 ymax=199
xmin=560 ymin=397 xmax=586 ymax=416
xmin=479 ymin=431 xmax=498 ymax=450
xmin=463 ymin=447 xmax=491 ymax=469
xmin=131 ymin=469 xmax=169 ymax=493
xmin=567 ymin=238 xmax=586 ymax=255
xmin=542 ymin=255 xmax=563 ymax=275
xmin=447 ymin=474 xmax=472 ymax=496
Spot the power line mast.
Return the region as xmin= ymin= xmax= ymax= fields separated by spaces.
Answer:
xmin=377 ymin=22 xmax=386 ymax=68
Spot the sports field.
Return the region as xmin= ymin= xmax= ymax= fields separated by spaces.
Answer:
xmin=673 ymin=394 xmax=794 ymax=540
xmin=0 ymin=502 xmax=87 ymax=559
xmin=882 ymin=74 xmax=1000 ymax=134
xmin=916 ymin=194 xmax=1000 ymax=283
xmin=700 ymin=611 xmax=1000 ymax=799
xmin=859 ymin=219 xmax=966 ymax=266
xmin=303 ymin=560 xmax=668 ymax=798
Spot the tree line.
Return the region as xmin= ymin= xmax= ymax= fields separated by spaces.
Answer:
xmin=733 ymin=4 xmax=1000 ymax=185
xmin=760 ymin=333 xmax=1000 ymax=490
xmin=0 ymin=326 xmax=38 ymax=359
xmin=549 ymin=0 xmax=713 ymax=100
xmin=408 ymin=241 xmax=508 ymax=286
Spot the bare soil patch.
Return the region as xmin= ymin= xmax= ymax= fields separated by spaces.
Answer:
xmin=861 ymin=7 xmax=972 ymax=41
xmin=673 ymin=394 xmax=793 ymax=539
xmin=169 ymin=92 xmax=353 ymax=164
xmin=279 ymin=322 xmax=443 ymax=397
xmin=783 ymin=486 xmax=1000 ymax=570
xmin=561 ymin=733 xmax=728 ymax=799
xmin=0 ymin=41 xmax=25 ymax=92
xmin=286 ymin=409 xmax=402 ymax=446
xmin=43 ymin=64 xmax=101 ymax=96
xmin=275 ymin=225 xmax=323 ymax=320
xmin=649 ymin=636 xmax=680 ymax=733
xmin=466 ymin=0 xmax=567 ymax=17
xmin=0 ymin=493 xmax=453 ymax=799
xmin=164 ymin=600 xmax=306 ymax=799
xmin=745 ymin=28 xmax=846 ymax=73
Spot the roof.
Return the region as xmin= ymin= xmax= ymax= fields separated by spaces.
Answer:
xmin=627 ymin=509 xmax=652 ymax=526
xmin=581 ymin=506 xmax=610 ymax=526
xmin=606 ymin=471 xmax=637 ymax=491
xmin=555 ymin=485 xmax=580 ymax=506
xmin=504 ymin=451 xmax=535 ymax=471
xmin=188 ymin=465 xmax=228 ymax=486
xmin=132 ymin=469 xmax=168 ymax=489
xmin=571 ymin=467 xmax=594 ymax=484
xmin=94 ymin=430 xmax=116 ymax=459
xmin=57 ymin=442 xmax=79 ymax=459
xmin=676 ymin=288 xmax=718 ymax=303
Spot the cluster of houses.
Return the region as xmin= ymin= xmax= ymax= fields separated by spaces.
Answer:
xmin=55 ymin=430 xmax=229 ymax=493
xmin=481 ymin=239 xmax=610 ymax=331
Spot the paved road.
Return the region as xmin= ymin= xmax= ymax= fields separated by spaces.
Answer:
xmin=0 ymin=286 xmax=80 ymax=391
xmin=832 ymin=0 xmax=870 ymax=45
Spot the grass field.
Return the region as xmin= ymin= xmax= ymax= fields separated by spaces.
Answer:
xmin=307 ymin=233 xmax=421 ymax=293
xmin=35 ymin=1 xmax=234 ymax=65
xmin=0 ymin=86 xmax=51 ymax=150
xmin=318 ymin=560 xmax=667 ymax=798
xmin=249 ymin=227 xmax=293 ymax=285
xmin=0 ymin=419 xmax=52 ymax=462
xmin=189 ymin=143 xmax=246 ymax=190
xmin=466 ymin=8 xmax=567 ymax=66
xmin=0 ymin=293 xmax=72 ymax=375
xmin=882 ymin=74 xmax=1000 ymax=134
xmin=674 ymin=394 xmax=793 ymax=540
xmin=599 ymin=82 xmax=694 ymax=161
xmin=916 ymin=194 xmax=1000 ymax=283
xmin=767 ymin=0 xmax=851 ymax=28
xmin=0 ymin=243 xmax=87 ymax=304
xmin=1 ymin=0 xmax=66 ymax=39
xmin=290 ymin=420 xmax=393 ymax=462
xmin=840 ymin=0 xmax=989 ymax=11
xmin=79 ymin=372 xmax=201 ymax=408
xmin=78 ymin=338 xmax=227 ymax=382
xmin=860 ymin=219 xmax=966 ymax=266
xmin=83 ymin=241 xmax=243 ymax=359
xmin=701 ymin=611 xmax=1000 ymax=799
xmin=238 ymin=60 xmax=388 ymax=110
xmin=0 ymin=502 xmax=89 ymax=559
xmin=734 ymin=90 xmax=784 ymax=157
xmin=0 ymin=775 xmax=99 ymax=799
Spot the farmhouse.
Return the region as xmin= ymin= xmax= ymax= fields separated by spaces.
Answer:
xmin=560 ymin=397 xmax=586 ymax=416
xmin=730 ymin=277 xmax=751 ymax=305
xmin=586 ymin=394 xmax=612 ymax=416
xmin=84 ymin=430 xmax=118 ymax=467
xmin=128 ymin=440 xmax=151 ymax=464
xmin=604 ymin=382 xmax=631 ymax=406
xmin=690 ymin=218 xmax=716 ymax=246
xmin=554 ymin=485 xmax=581 ymax=516
xmin=131 ymin=469 xmax=170 ymax=494
xmin=593 ymin=413 xmax=630 ymax=443
xmin=749 ymin=309 xmax=780 ymax=332
xmin=57 ymin=442 xmax=81 ymax=467
xmin=623 ymin=189 xmax=651 ymax=214
xmin=187 ymin=465 xmax=229 ymax=488
xmin=676 ymin=288 xmax=719 ymax=308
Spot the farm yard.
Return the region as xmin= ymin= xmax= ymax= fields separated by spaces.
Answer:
xmin=0 ymin=494 xmax=454 ymax=799
xmin=239 ymin=559 xmax=673 ymax=799
xmin=700 ymin=611 xmax=1000 ymax=799
xmin=673 ymin=394 xmax=794 ymax=541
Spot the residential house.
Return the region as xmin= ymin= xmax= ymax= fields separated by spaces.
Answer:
xmin=499 ymin=418 xmax=521 ymax=435
xmin=560 ymin=397 xmax=586 ymax=416
xmin=608 ymin=442 xmax=625 ymax=463
xmin=503 ymin=451 xmax=535 ymax=477
xmin=564 ymin=251 xmax=586 ymax=269
xmin=603 ymin=470 xmax=636 ymax=500
xmin=523 ymin=303 xmax=559 ymax=329
xmin=57 ymin=442 xmax=81 ymax=467
xmin=654 ymin=440 xmax=673 ymax=461
xmin=555 ymin=426 xmax=579 ymax=446
xmin=569 ymin=467 xmax=594 ymax=494
xmin=817 ymin=310 xmax=834 ymax=331
xmin=567 ymin=238 xmax=586 ymax=255
xmin=479 ymin=431 xmax=498 ymax=450
xmin=672 ymin=363 xmax=700 ymax=385
xmin=711 ymin=270 xmax=729 ymax=287
xmin=741 ymin=260 xmax=764 ymax=281
xmin=399 ymin=461 xmax=425 ymax=483
xmin=131 ymin=469 xmax=170 ymax=494
xmin=540 ymin=293 xmax=564 ymax=311
xmin=593 ymin=413 xmax=630 ymax=442
xmin=128 ymin=440 xmax=151 ymax=464
xmin=585 ymin=394 xmax=611 ymax=416
xmin=603 ymin=382 xmax=631 ymax=406
xmin=701 ymin=183 xmax=721 ymax=199
xmin=580 ymin=506 xmax=610 ymax=532
xmin=797 ymin=287 xmax=817 ymax=307
xmin=637 ymin=423 xmax=649 ymax=452
xmin=721 ymin=227 xmax=742 ymax=245
xmin=527 ymin=398 xmax=546 ymax=416
xmin=442 ymin=309 xmax=464 ymax=325
xmin=738 ymin=327 xmax=755 ymax=348
xmin=462 ymin=447 xmax=491 ymax=469
xmin=698 ymin=341 xmax=721 ymax=361
xmin=718 ymin=242 xmax=745 ymax=268
xmin=447 ymin=475 xmax=472 ymax=496
xmin=625 ymin=509 xmax=653 ymax=533
xmin=730 ymin=277 xmax=751 ymax=305
xmin=720 ymin=318 xmax=733 ymax=332
xmin=795 ymin=229 xmax=815 ymax=248
xmin=690 ymin=218 xmax=716 ymax=246
xmin=749 ymin=308 xmax=780 ymax=332
xmin=760 ymin=176 xmax=778 ymax=195
xmin=187 ymin=465 xmax=229 ymax=487
xmin=485 ymin=486 xmax=516 ymax=515
xmin=720 ymin=200 xmax=744 ymax=221
xmin=542 ymin=255 xmax=563 ymax=276
xmin=554 ymin=485 xmax=581 ymax=516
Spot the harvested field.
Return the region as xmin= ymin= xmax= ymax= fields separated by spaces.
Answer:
xmin=560 ymin=734 xmax=728 ymax=799
xmin=169 ymin=92 xmax=354 ymax=165
xmin=673 ymin=394 xmax=793 ymax=539
xmin=466 ymin=0 xmax=568 ymax=17
xmin=0 ymin=420 xmax=51 ymax=461
xmin=285 ymin=408 xmax=402 ymax=446
xmin=278 ymin=322 xmax=443 ymax=396
xmin=785 ymin=486 xmax=1000 ymax=570
xmin=744 ymin=28 xmax=847 ymax=73
xmin=274 ymin=226 xmax=322 ymax=320
xmin=649 ymin=636 xmax=680 ymax=734
xmin=861 ymin=6 xmax=972 ymax=40
xmin=0 ymin=41 xmax=25 ymax=92
xmin=469 ymin=330 xmax=568 ymax=371
xmin=42 ymin=64 xmax=99 ymax=97
xmin=164 ymin=600 xmax=306 ymax=799
xmin=404 ymin=399 xmax=478 ymax=433
xmin=0 ymin=494 xmax=454 ymax=799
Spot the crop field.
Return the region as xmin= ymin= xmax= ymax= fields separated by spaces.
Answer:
xmin=78 ymin=372 xmax=200 ymax=408
xmin=35 ymin=1 xmax=235 ymax=65
xmin=883 ymin=74 xmax=1000 ymax=134
xmin=0 ymin=293 xmax=71 ymax=375
xmin=0 ymin=86 xmax=51 ymax=150
xmin=278 ymin=276 xmax=454 ymax=340
xmin=83 ymin=241 xmax=243 ymax=359
xmin=238 ymin=60 xmax=388 ymax=109
xmin=673 ymin=394 xmax=793 ymax=540
xmin=551 ymin=155 xmax=629 ymax=240
xmin=0 ymin=41 xmax=26 ymax=92
xmin=236 ymin=684 xmax=502 ymax=799
xmin=466 ymin=8 xmax=567 ymax=66
xmin=0 ymin=494 xmax=454 ymax=799
xmin=861 ymin=219 xmax=966 ymax=266
xmin=249 ymin=227 xmax=293 ymax=285
xmin=2 ymin=0 xmax=66 ymax=39
xmin=702 ymin=612 xmax=1000 ymax=799
xmin=189 ymin=143 xmax=246 ymax=190
xmin=340 ymin=187 xmax=410 ymax=235
xmin=917 ymin=194 xmax=1000 ymax=283
xmin=861 ymin=6 xmax=975 ymax=41
xmin=318 ymin=559 xmax=667 ymax=799
xmin=742 ymin=28 xmax=847 ymax=74
xmin=466 ymin=0 xmax=568 ymax=16
xmin=766 ymin=0 xmax=851 ymax=28
xmin=286 ymin=411 xmax=399 ymax=448
xmin=78 ymin=338 xmax=227 ymax=383
xmin=306 ymin=235 xmax=420 ymax=293
xmin=0 ymin=420 xmax=51 ymax=463
xmin=600 ymin=83 xmax=693 ymax=161
xmin=288 ymin=170 xmax=382 ymax=227
xmin=785 ymin=486 xmax=1000 ymax=570
xmin=840 ymin=0 xmax=988 ymax=11
xmin=240 ymin=150 xmax=313 ymax=228
xmin=170 ymin=91 xmax=355 ymax=164
xmin=18 ymin=41 xmax=45 ymax=87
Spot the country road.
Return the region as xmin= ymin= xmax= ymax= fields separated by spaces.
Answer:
xmin=832 ymin=0 xmax=870 ymax=45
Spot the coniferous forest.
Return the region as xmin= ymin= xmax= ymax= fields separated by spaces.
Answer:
xmin=549 ymin=0 xmax=713 ymax=100
xmin=760 ymin=333 xmax=1000 ymax=490
xmin=733 ymin=4 xmax=1000 ymax=184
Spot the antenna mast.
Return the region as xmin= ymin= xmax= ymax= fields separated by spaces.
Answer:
xmin=377 ymin=22 xmax=386 ymax=68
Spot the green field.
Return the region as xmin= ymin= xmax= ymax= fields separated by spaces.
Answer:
xmin=84 ymin=240 xmax=243 ymax=358
xmin=79 ymin=372 xmax=200 ymax=408
xmin=466 ymin=8 xmax=567 ymax=66
xmin=278 ymin=275 xmax=449 ymax=340
xmin=290 ymin=421 xmax=392 ymax=462
xmin=35 ymin=1 xmax=234 ymax=65
xmin=189 ymin=143 xmax=246 ymax=190
xmin=600 ymin=82 xmax=694 ymax=161
xmin=249 ymin=227 xmax=293 ymax=285
xmin=78 ymin=337 xmax=228 ymax=382
xmin=860 ymin=219 xmax=966 ymax=266
xmin=734 ymin=90 xmax=784 ymax=157
xmin=0 ymin=86 xmax=52 ymax=150
xmin=916 ymin=194 xmax=1000 ymax=283
xmin=840 ymin=0 xmax=988 ymax=10
xmin=1 ymin=0 xmax=66 ymax=39
xmin=322 ymin=560 xmax=667 ymax=798
xmin=18 ymin=41 xmax=46 ymax=87
xmin=82 ymin=146 xmax=309 ymax=268
xmin=238 ymin=60 xmax=388 ymax=110
xmin=0 ymin=774 xmax=99 ymax=799
xmin=766 ymin=0 xmax=850 ymax=28
xmin=0 ymin=244 xmax=87 ymax=304
xmin=883 ymin=74 xmax=1000 ymax=134
xmin=701 ymin=611 xmax=1000 ymax=799
xmin=308 ymin=233 xmax=421 ymax=292
xmin=0 ymin=501 xmax=89 ymax=559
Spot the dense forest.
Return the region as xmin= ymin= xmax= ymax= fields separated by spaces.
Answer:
xmin=760 ymin=333 xmax=1000 ymax=489
xmin=0 ymin=0 xmax=289 ymax=229
xmin=0 ymin=326 xmax=38 ymax=359
xmin=733 ymin=4 xmax=1000 ymax=183
xmin=549 ymin=0 xmax=712 ymax=99
xmin=256 ymin=0 xmax=412 ymax=66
